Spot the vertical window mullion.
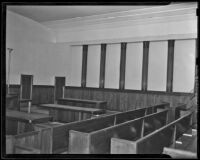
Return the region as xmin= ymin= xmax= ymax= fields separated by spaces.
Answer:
xmin=99 ymin=44 xmax=106 ymax=88
xmin=142 ymin=41 xmax=149 ymax=91
xmin=166 ymin=40 xmax=175 ymax=92
xmin=81 ymin=45 xmax=88 ymax=87
xmin=119 ymin=42 xmax=127 ymax=90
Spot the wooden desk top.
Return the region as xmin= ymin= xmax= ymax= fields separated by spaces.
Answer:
xmin=6 ymin=110 xmax=52 ymax=123
xmin=58 ymin=98 xmax=107 ymax=104
xmin=39 ymin=104 xmax=105 ymax=114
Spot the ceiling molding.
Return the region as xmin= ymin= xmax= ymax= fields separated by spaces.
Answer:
xmin=42 ymin=3 xmax=197 ymax=30
xmin=51 ymin=14 xmax=196 ymax=33
xmin=65 ymin=33 xmax=197 ymax=46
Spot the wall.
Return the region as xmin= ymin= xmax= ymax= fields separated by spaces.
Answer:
xmin=43 ymin=2 xmax=197 ymax=44
xmin=6 ymin=3 xmax=197 ymax=110
xmin=6 ymin=11 xmax=71 ymax=85
xmin=42 ymin=2 xmax=197 ymax=89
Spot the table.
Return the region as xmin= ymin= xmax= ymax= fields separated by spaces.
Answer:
xmin=6 ymin=110 xmax=52 ymax=135
xmin=39 ymin=104 xmax=105 ymax=121
xmin=57 ymin=98 xmax=107 ymax=109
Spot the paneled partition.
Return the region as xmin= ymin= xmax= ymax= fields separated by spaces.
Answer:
xmin=8 ymin=85 xmax=191 ymax=111
xmin=64 ymin=87 xmax=191 ymax=111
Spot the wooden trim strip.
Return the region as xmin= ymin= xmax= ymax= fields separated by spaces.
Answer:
xmin=142 ymin=41 xmax=149 ymax=91
xmin=99 ymin=44 xmax=106 ymax=88
xmin=81 ymin=45 xmax=88 ymax=88
xmin=119 ymin=42 xmax=127 ymax=90
xmin=166 ymin=40 xmax=175 ymax=92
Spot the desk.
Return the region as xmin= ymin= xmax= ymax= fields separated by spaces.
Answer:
xmin=39 ymin=104 xmax=105 ymax=122
xmin=6 ymin=110 xmax=52 ymax=135
xmin=57 ymin=98 xmax=107 ymax=109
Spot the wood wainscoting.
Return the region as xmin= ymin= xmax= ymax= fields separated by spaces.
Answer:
xmin=8 ymin=85 xmax=192 ymax=111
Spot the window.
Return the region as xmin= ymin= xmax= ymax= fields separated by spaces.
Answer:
xmin=125 ymin=42 xmax=143 ymax=90
xmin=173 ymin=39 xmax=196 ymax=92
xmin=105 ymin=43 xmax=121 ymax=89
xmin=86 ymin=45 xmax=101 ymax=87
xmin=69 ymin=45 xmax=82 ymax=86
xmin=147 ymin=41 xmax=168 ymax=91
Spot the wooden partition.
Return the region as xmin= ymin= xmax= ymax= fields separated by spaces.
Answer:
xmin=19 ymin=74 xmax=33 ymax=113
xmin=111 ymin=112 xmax=193 ymax=154
xmin=68 ymin=109 xmax=168 ymax=154
xmin=34 ymin=103 xmax=169 ymax=153
xmin=6 ymin=127 xmax=52 ymax=154
xmin=54 ymin=77 xmax=65 ymax=103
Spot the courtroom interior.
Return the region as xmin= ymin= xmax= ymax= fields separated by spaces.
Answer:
xmin=4 ymin=2 xmax=198 ymax=158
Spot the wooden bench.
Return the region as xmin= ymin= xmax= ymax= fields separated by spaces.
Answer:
xmin=68 ymin=109 xmax=168 ymax=154
xmin=39 ymin=104 xmax=105 ymax=122
xmin=6 ymin=110 xmax=52 ymax=135
xmin=110 ymin=112 xmax=193 ymax=154
xmin=163 ymin=127 xmax=197 ymax=158
xmin=33 ymin=103 xmax=169 ymax=153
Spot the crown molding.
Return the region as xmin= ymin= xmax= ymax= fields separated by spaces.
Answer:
xmin=52 ymin=13 xmax=197 ymax=33
xmin=56 ymin=33 xmax=197 ymax=46
xmin=42 ymin=2 xmax=197 ymax=30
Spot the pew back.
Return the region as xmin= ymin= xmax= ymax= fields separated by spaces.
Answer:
xmin=111 ymin=112 xmax=193 ymax=154
xmin=69 ymin=109 xmax=168 ymax=154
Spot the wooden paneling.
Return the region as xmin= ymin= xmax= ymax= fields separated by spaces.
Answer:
xmin=64 ymin=87 xmax=191 ymax=111
xmin=8 ymin=85 xmax=191 ymax=112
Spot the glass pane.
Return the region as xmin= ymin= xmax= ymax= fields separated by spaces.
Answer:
xmin=125 ymin=42 xmax=143 ymax=90
xmin=105 ymin=43 xmax=121 ymax=89
xmin=148 ymin=41 xmax=168 ymax=91
xmin=86 ymin=45 xmax=101 ymax=88
xmin=69 ymin=45 xmax=82 ymax=86
xmin=173 ymin=39 xmax=196 ymax=92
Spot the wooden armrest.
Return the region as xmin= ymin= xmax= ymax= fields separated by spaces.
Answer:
xmin=163 ymin=147 xmax=197 ymax=158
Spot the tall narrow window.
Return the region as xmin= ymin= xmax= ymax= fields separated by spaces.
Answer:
xmin=148 ymin=41 xmax=168 ymax=91
xmin=105 ymin=43 xmax=121 ymax=89
xmin=173 ymin=39 xmax=196 ymax=92
xmin=125 ymin=42 xmax=143 ymax=90
xmin=86 ymin=45 xmax=101 ymax=88
xmin=69 ymin=45 xmax=82 ymax=86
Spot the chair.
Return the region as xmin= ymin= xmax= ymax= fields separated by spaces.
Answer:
xmin=19 ymin=74 xmax=33 ymax=113
xmin=54 ymin=77 xmax=65 ymax=104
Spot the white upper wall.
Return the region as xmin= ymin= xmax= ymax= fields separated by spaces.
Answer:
xmin=6 ymin=11 xmax=70 ymax=85
xmin=42 ymin=2 xmax=197 ymax=44
xmin=6 ymin=2 xmax=197 ymax=86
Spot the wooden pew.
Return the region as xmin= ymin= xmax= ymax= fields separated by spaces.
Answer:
xmin=163 ymin=147 xmax=197 ymax=158
xmin=110 ymin=112 xmax=193 ymax=154
xmin=34 ymin=103 xmax=169 ymax=153
xmin=163 ymin=124 xmax=197 ymax=158
xmin=68 ymin=109 xmax=168 ymax=154
xmin=6 ymin=127 xmax=52 ymax=154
